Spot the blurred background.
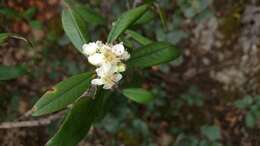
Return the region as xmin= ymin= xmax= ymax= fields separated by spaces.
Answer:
xmin=0 ymin=0 xmax=260 ymax=146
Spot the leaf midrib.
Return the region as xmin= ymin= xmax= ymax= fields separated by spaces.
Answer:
xmin=36 ymin=76 xmax=90 ymax=114
xmin=129 ymin=45 xmax=173 ymax=63
xmin=67 ymin=7 xmax=87 ymax=50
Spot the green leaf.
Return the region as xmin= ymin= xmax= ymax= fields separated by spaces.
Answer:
xmin=0 ymin=7 xmax=21 ymax=19
xmin=65 ymin=0 xmax=105 ymax=26
xmin=22 ymin=7 xmax=37 ymax=20
xmin=177 ymin=0 xmax=213 ymax=18
xmin=245 ymin=112 xmax=256 ymax=128
xmin=0 ymin=65 xmax=27 ymax=80
xmin=107 ymin=4 xmax=150 ymax=43
xmin=0 ymin=33 xmax=33 ymax=48
xmin=0 ymin=33 xmax=9 ymax=44
xmin=30 ymin=20 xmax=43 ymax=30
xmin=157 ymin=5 xmax=167 ymax=28
xmin=123 ymin=88 xmax=154 ymax=104
xmin=126 ymin=30 xmax=153 ymax=45
xmin=127 ymin=42 xmax=181 ymax=68
xmin=134 ymin=10 xmax=156 ymax=25
xmin=32 ymin=72 xmax=93 ymax=116
xmin=234 ymin=96 xmax=253 ymax=109
xmin=75 ymin=6 xmax=105 ymax=26
xmin=201 ymin=125 xmax=221 ymax=141
xmin=62 ymin=5 xmax=89 ymax=52
xmin=47 ymin=92 xmax=104 ymax=146
xmin=74 ymin=6 xmax=105 ymax=26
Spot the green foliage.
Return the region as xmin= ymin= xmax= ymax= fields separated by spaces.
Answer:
xmin=127 ymin=42 xmax=181 ymax=68
xmin=201 ymin=125 xmax=221 ymax=141
xmin=181 ymin=86 xmax=204 ymax=106
xmin=245 ymin=111 xmax=256 ymax=128
xmin=177 ymin=0 xmax=213 ymax=18
xmin=126 ymin=30 xmax=153 ymax=45
xmin=22 ymin=7 xmax=37 ymax=20
xmin=47 ymin=91 xmax=103 ymax=146
xmin=0 ymin=33 xmax=9 ymax=44
xmin=107 ymin=4 xmax=150 ymax=43
xmin=234 ymin=96 xmax=253 ymax=109
xmin=74 ymin=6 xmax=105 ymax=26
xmin=234 ymin=96 xmax=260 ymax=128
xmin=29 ymin=20 xmax=43 ymax=30
xmin=0 ymin=65 xmax=27 ymax=80
xmin=0 ymin=33 xmax=33 ymax=48
xmin=32 ymin=72 xmax=93 ymax=116
xmin=0 ymin=7 xmax=20 ymax=19
xmin=123 ymin=88 xmax=154 ymax=104
xmin=65 ymin=0 xmax=105 ymax=26
xmin=31 ymin=1 xmax=184 ymax=145
xmin=134 ymin=10 xmax=156 ymax=25
xmin=62 ymin=4 xmax=89 ymax=52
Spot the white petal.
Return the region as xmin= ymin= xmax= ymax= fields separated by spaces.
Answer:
xmin=103 ymin=83 xmax=114 ymax=89
xmin=82 ymin=42 xmax=98 ymax=55
xmin=95 ymin=67 xmax=103 ymax=77
xmin=102 ymin=63 xmax=113 ymax=74
xmin=96 ymin=63 xmax=117 ymax=77
xmin=96 ymin=41 xmax=103 ymax=48
xmin=88 ymin=53 xmax=105 ymax=66
xmin=113 ymin=73 xmax=122 ymax=82
xmin=91 ymin=79 xmax=104 ymax=85
xmin=112 ymin=43 xmax=125 ymax=56
xmin=121 ymin=51 xmax=130 ymax=60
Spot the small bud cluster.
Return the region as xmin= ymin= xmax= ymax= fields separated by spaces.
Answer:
xmin=82 ymin=41 xmax=130 ymax=89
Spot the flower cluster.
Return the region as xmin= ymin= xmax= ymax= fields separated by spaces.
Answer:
xmin=82 ymin=41 xmax=130 ymax=89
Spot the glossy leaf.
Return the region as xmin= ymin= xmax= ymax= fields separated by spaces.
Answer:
xmin=32 ymin=72 xmax=93 ymax=116
xmin=134 ymin=10 xmax=156 ymax=25
xmin=127 ymin=42 xmax=181 ymax=68
xmin=46 ymin=90 xmax=104 ymax=146
xmin=107 ymin=4 xmax=149 ymax=43
xmin=126 ymin=30 xmax=153 ymax=45
xmin=65 ymin=0 xmax=105 ymax=26
xmin=123 ymin=88 xmax=154 ymax=104
xmin=0 ymin=65 xmax=27 ymax=80
xmin=62 ymin=5 xmax=89 ymax=52
xmin=74 ymin=6 xmax=105 ymax=26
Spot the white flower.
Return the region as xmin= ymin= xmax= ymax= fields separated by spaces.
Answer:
xmin=121 ymin=51 xmax=130 ymax=60
xmin=88 ymin=53 xmax=105 ymax=66
xmin=91 ymin=78 xmax=104 ymax=85
xmin=112 ymin=43 xmax=125 ymax=56
xmin=91 ymin=73 xmax=122 ymax=89
xmin=83 ymin=41 xmax=130 ymax=89
xmin=82 ymin=42 xmax=98 ymax=56
xmin=116 ymin=63 xmax=126 ymax=72
xmin=95 ymin=63 xmax=116 ymax=77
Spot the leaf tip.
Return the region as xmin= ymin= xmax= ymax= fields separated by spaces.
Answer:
xmin=46 ymin=87 xmax=57 ymax=94
xmin=31 ymin=106 xmax=39 ymax=116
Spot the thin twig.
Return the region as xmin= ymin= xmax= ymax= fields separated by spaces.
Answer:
xmin=0 ymin=112 xmax=63 ymax=129
xmin=17 ymin=109 xmax=33 ymax=120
